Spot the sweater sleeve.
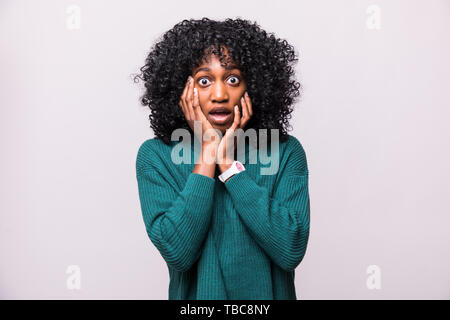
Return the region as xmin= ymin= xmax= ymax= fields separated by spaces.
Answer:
xmin=223 ymin=137 xmax=310 ymax=272
xmin=136 ymin=143 xmax=216 ymax=273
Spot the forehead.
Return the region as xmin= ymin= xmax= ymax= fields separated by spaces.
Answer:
xmin=193 ymin=54 xmax=240 ymax=73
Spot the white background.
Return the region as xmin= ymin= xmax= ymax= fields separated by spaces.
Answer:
xmin=1 ymin=0 xmax=449 ymax=299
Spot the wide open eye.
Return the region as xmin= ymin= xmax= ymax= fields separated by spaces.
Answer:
xmin=198 ymin=77 xmax=211 ymax=86
xmin=227 ymin=76 xmax=240 ymax=85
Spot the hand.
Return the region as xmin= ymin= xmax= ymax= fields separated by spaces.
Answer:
xmin=217 ymin=92 xmax=253 ymax=173
xmin=178 ymin=76 xmax=221 ymax=148
xmin=238 ymin=91 xmax=253 ymax=130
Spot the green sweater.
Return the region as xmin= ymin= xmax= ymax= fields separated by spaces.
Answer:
xmin=135 ymin=134 xmax=310 ymax=300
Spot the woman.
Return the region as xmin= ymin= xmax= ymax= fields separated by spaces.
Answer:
xmin=135 ymin=18 xmax=310 ymax=300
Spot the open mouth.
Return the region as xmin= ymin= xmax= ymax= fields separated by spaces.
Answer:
xmin=209 ymin=108 xmax=232 ymax=125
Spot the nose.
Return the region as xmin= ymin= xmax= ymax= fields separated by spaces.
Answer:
xmin=210 ymin=81 xmax=229 ymax=102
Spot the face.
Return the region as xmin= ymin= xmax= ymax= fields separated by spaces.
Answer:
xmin=192 ymin=52 xmax=247 ymax=135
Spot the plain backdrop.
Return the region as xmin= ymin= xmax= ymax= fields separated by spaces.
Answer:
xmin=1 ymin=0 xmax=449 ymax=299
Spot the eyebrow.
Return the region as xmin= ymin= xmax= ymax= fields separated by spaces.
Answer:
xmin=193 ymin=65 xmax=240 ymax=75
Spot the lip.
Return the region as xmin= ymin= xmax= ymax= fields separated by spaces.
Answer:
xmin=208 ymin=106 xmax=232 ymax=125
xmin=209 ymin=106 xmax=232 ymax=114
xmin=209 ymin=112 xmax=232 ymax=125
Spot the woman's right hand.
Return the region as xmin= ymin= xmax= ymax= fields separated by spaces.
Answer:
xmin=179 ymin=76 xmax=220 ymax=149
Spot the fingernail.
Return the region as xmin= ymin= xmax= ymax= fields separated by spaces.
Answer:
xmin=245 ymin=91 xmax=248 ymax=96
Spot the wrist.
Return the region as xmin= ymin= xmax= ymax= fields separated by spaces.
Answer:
xmin=218 ymin=160 xmax=245 ymax=183
xmin=218 ymin=162 xmax=233 ymax=173
xmin=197 ymin=144 xmax=216 ymax=166
xmin=202 ymin=141 xmax=219 ymax=153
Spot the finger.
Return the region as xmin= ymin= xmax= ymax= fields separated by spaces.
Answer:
xmin=193 ymin=87 xmax=206 ymax=119
xmin=193 ymin=86 xmax=200 ymax=109
xmin=224 ymin=106 xmax=241 ymax=154
xmin=244 ymin=91 xmax=253 ymax=117
xmin=181 ymin=77 xmax=193 ymax=117
xmin=239 ymin=95 xmax=249 ymax=129
xmin=193 ymin=87 xmax=206 ymax=122
xmin=230 ymin=105 xmax=241 ymax=131
xmin=178 ymin=99 xmax=185 ymax=115
xmin=185 ymin=78 xmax=195 ymax=121
xmin=179 ymin=78 xmax=190 ymax=116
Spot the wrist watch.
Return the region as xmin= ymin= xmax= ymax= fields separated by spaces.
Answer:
xmin=218 ymin=160 xmax=246 ymax=183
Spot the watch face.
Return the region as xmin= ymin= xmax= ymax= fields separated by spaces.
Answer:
xmin=236 ymin=162 xmax=244 ymax=171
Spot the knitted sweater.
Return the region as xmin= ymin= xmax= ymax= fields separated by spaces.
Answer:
xmin=135 ymin=134 xmax=310 ymax=300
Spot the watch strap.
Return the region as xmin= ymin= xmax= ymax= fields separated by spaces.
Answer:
xmin=218 ymin=161 xmax=245 ymax=183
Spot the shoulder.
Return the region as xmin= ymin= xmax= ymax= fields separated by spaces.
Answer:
xmin=136 ymin=137 xmax=174 ymax=172
xmin=285 ymin=135 xmax=306 ymax=155
xmin=282 ymin=134 xmax=308 ymax=175
xmin=137 ymin=137 xmax=168 ymax=154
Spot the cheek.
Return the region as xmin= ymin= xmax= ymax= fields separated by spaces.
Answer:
xmin=198 ymin=94 xmax=206 ymax=111
xmin=233 ymin=91 xmax=245 ymax=105
xmin=197 ymin=91 xmax=209 ymax=111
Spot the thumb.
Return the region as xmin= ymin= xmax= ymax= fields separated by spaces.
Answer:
xmin=193 ymin=88 xmax=206 ymax=119
xmin=229 ymin=105 xmax=241 ymax=132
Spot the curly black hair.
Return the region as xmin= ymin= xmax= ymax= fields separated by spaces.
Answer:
xmin=134 ymin=17 xmax=302 ymax=146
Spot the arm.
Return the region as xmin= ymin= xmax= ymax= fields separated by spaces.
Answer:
xmin=136 ymin=144 xmax=216 ymax=272
xmin=223 ymin=138 xmax=310 ymax=272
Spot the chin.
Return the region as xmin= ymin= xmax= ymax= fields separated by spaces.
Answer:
xmin=213 ymin=125 xmax=230 ymax=135
xmin=213 ymin=127 xmax=226 ymax=136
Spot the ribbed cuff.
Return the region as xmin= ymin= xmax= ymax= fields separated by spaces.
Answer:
xmin=223 ymin=170 xmax=260 ymax=202
xmin=185 ymin=173 xmax=216 ymax=197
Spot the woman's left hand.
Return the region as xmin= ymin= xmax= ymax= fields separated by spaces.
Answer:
xmin=217 ymin=92 xmax=253 ymax=173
